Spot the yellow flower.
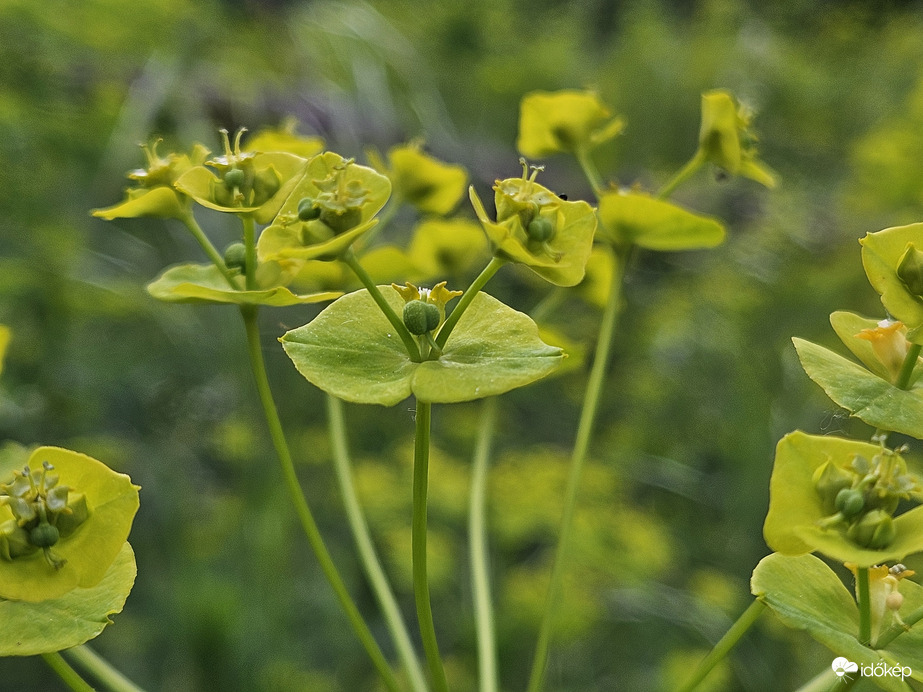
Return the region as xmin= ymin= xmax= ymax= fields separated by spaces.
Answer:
xmin=517 ymin=90 xmax=624 ymax=158
xmin=856 ymin=320 xmax=911 ymax=383
xmin=698 ymin=90 xmax=776 ymax=188
xmin=380 ymin=142 xmax=468 ymax=215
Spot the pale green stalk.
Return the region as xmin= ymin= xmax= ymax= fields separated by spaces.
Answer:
xmin=793 ymin=667 xmax=856 ymax=692
xmin=342 ymin=250 xmax=422 ymax=362
xmin=469 ymin=396 xmax=500 ymax=692
xmin=64 ymin=645 xmax=146 ymax=692
xmin=574 ymin=147 xmax=604 ymax=199
xmin=857 ymin=566 xmax=872 ymax=647
xmin=526 ymin=247 xmax=628 ymax=692
xmin=240 ymin=305 xmax=401 ymax=692
xmin=178 ymin=211 xmax=238 ymax=288
xmin=435 ymin=257 xmax=506 ymax=349
xmin=657 ymin=149 xmax=706 ymax=200
xmin=326 ymin=394 xmax=428 ymax=692
xmin=677 ymin=600 xmax=766 ymax=692
xmin=876 ymin=603 xmax=923 ymax=648
xmin=412 ymin=400 xmax=450 ymax=692
xmin=242 ymin=216 xmax=257 ymax=291
xmin=42 ymin=652 xmax=96 ymax=692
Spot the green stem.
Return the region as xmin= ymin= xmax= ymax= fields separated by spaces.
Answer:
xmin=42 ymin=652 xmax=96 ymax=692
xmin=793 ymin=667 xmax=857 ymax=692
xmin=858 ymin=566 xmax=872 ymax=646
xmin=240 ymin=306 xmax=401 ymax=692
xmin=470 ymin=396 xmax=500 ymax=692
xmin=677 ymin=600 xmax=766 ymax=692
xmin=242 ymin=215 xmax=257 ymax=291
xmin=64 ymin=645 xmax=146 ymax=692
xmin=875 ymin=603 xmax=923 ymax=648
xmin=342 ymin=250 xmax=422 ymax=362
xmin=326 ymin=394 xmax=428 ymax=692
xmin=526 ymin=247 xmax=629 ymax=692
xmin=657 ymin=149 xmax=706 ymax=200
xmin=179 ymin=212 xmax=238 ymax=288
xmin=435 ymin=257 xmax=506 ymax=349
xmin=412 ymin=400 xmax=450 ymax=692
xmin=575 ymin=147 xmax=604 ymax=199
xmin=895 ymin=343 xmax=922 ymax=390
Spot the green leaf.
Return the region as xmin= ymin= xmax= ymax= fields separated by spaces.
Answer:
xmin=861 ymin=224 xmax=923 ymax=342
xmin=281 ymin=287 xmax=563 ymax=405
xmin=751 ymin=554 xmax=914 ymax=691
xmin=793 ymin=337 xmax=923 ymax=439
xmin=517 ymin=90 xmax=624 ymax=158
xmin=0 ymin=447 xmax=139 ymax=602
xmin=764 ymin=432 xmax=923 ymax=566
xmin=147 ymin=263 xmax=340 ymax=307
xmin=597 ymin=191 xmax=725 ymax=250
xmin=830 ymin=311 xmax=895 ymax=382
xmin=0 ymin=542 xmax=136 ymax=656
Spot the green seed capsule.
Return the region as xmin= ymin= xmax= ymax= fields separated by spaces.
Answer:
xmin=847 ymin=509 xmax=896 ymax=549
xmin=224 ymin=167 xmax=246 ymax=189
xmin=224 ymin=242 xmax=247 ymax=271
xmin=527 ymin=216 xmax=554 ymax=243
xmin=403 ymin=300 xmax=440 ymax=335
xmin=297 ymin=198 xmax=321 ymax=221
xmin=56 ymin=492 xmax=90 ymax=537
xmin=320 ymin=207 xmax=362 ymax=234
xmin=0 ymin=519 xmax=34 ymax=560
xmin=812 ymin=461 xmax=854 ymax=514
xmin=834 ymin=488 xmax=864 ymax=518
xmin=29 ymin=522 xmax=60 ymax=548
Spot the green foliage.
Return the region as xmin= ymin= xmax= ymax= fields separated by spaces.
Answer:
xmin=597 ymin=191 xmax=726 ymax=250
xmin=281 ymin=287 xmax=563 ymax=405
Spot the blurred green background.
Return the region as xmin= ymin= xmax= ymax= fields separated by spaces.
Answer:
xmin=3 ymin=0 xmax=923 ymax=689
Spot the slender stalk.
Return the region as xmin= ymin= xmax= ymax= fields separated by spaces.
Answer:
xmin=895 ymin=343 xmax=922 ymax=390
xmin=179 ymin=212 xmax=239 ymax=288
xmin=575 ymin=147 xmax=604 ymax=199
xmin=470 ymin=396 xmax=500 ymax=692
xmin=435 ymin=257 xmax=506 ymax=349
xmin=242 ymin=216 xmax=257 ymax=291
xmin=875 ymin=603 xmax=923 ymax=648
xmin=42 ymin=652 xmax=96 ymax=692
xmin=657 ymin=149 xmax=706 ymax=200
xmin=64 ymin=645 xmax=146 ymax=692
xmin=677 ymin=600 xmax=766 ymax=692
xmin=412 ymin=400 xmax=450 ymax=692
xmin=240 ymin=306 xmax=401 ymax=692
xmin=526 ymin=247 xmax=628 ymax=692
xmin=326 ymin=394 xmax=428 ymax=692
xmin=793 ymin=667 xmax=857 ymax=692
xmin=857 ymin=566 xmax=872 ymax=646
xmin=342 ymin=250 xmax=421 ymax=362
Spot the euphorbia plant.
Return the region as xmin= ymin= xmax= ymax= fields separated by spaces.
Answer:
xmin=84 ymin=86 xmax=774 ymax=692
xmin=683 ymin=222 xmax=923 ymax=692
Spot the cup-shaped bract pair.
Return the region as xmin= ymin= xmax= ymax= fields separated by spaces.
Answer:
xmin=258 ymin=152 xmax=392 ymax=263
xmin=516 ymin=90 xmax=624 ymax=158
xmin=697 ymin=90 xmax=777 ymax=188
xmin=469 ymin=161 xmax=596 ymax=286
xmin=0 ymin=446 xmax=139 ymax=602
xmin=764 ymin=432 xmax=923 ymax=567
xmin=373 ymin=142 xmax=468 ymax=216
xmin=862 ymin=223 xmax=923 ymax=344
xmin=173 ymin=128 xmax=309 ymax=223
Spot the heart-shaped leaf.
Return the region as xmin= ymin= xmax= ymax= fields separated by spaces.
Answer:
xmin=281 ymin=287 xmax=563 ymax=405
xmin=0 ymin=447 xmax=139 ymax=602
xmin=597 ymin=191 xmax=725 ymax=250
xmin=0 ymin=542 xmax=136 ymax=655
xmin=793 ymin=337 xmax=923 ymax=440
xmin=147 ymin=263 xmax=340 ymax=307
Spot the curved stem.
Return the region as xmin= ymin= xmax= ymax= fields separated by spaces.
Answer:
xmin=895 ymin=343 xmax=922 ymax=390
xmin=412 ymin=400 xmax=450 ymax=692
xmin=342 ymin=250 xmax=421 ymax=362
xmin=657 ymin=149 xmax=706 ymax=200
xmin=875 ymin=603 xmax=923 ymax=648
xmin=575 ymin=147 xmax=604 ymax=199
xmin=240 ymin=306 xmax=401 ymax=692
xmin=42 ymin=652 xmax=96 ymax=692
xmin=857 ymin=566 xmax=872 ymax=646
xmin=470 ymin=396 xmax=500 ymax=692
xmin=677 ymin=600 xmax=766 ymax=692
xmin=64 ymin=645 xmax=146 ymax=692
xmin=242 ymin=215 xmax=257 ymax=291
xmin=326 ymin=394 xmax=428 ymax=692
xmin=526 ymin=247 xmax=629 ymax=692
xmin=179 ymin=212 xmax=238 ymax=288
xmin=435 ymin=257 xmax=506 ymax=349
xmin=793 ymin=667 xmax=856 ymax=692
